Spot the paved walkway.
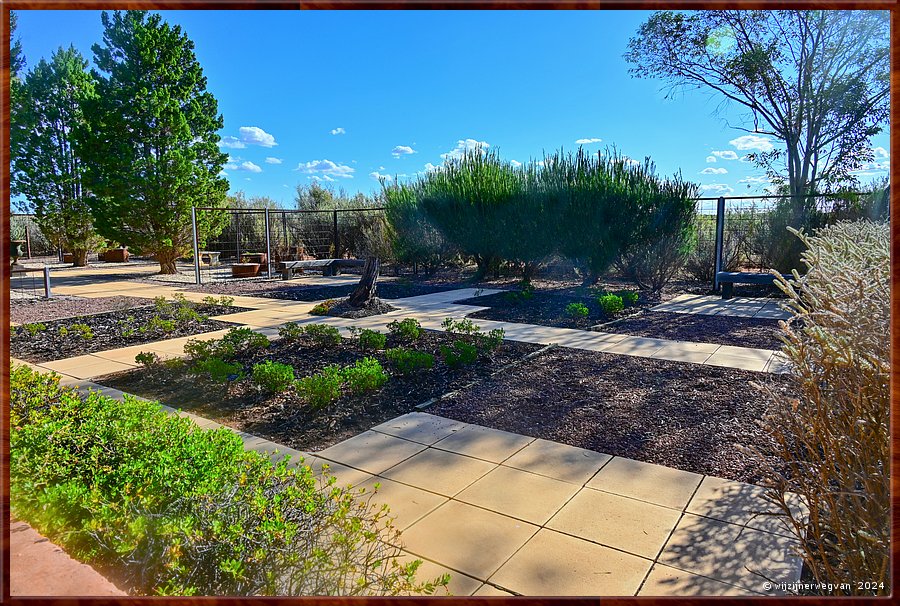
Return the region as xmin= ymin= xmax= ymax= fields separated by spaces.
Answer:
xmin=652 ymin=294 xmax=791 ymax=320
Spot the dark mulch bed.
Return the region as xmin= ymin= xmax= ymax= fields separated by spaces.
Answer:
xmin=10 ymin=295 xmax=153 ymax=324
xmin=250 ymin=280 xmax=471 ymax=303
xmin=600 ymin=311 xmax=785 ymax=350
xmin=458 ymin=284 xmax=653 ymax=330
xmin=317 ymin=298 xmax=399 ymax=318
xmin=99 ymin=331 xmax=542 ymax=452
xmin=11 ymin=304 xmax=247 ymax=363
xmin=431 ymin=347 xmax=796 ymax=484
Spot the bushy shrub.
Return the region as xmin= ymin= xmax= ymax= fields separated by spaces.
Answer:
xmin=752 ymin=221 xmax=889 ymax=595
xmin=440 ymin=340 xmax=478 ymax=368
xmin=350 ymin=328 xmax=387 ymax=351
xmin=194 ymin=357 xmax=244 ymax=383
xmin=278 ymin=321 xmax=304 ymax=342
xmin=386 ymin=318 xmax=422 ymax=342
xmin=20 ymin=322 xmax=47 ymax=336
xmin=174 ymin=305 xmax=205 ymax=324
xmin=251 ymin=361 xmax=295 ymax=393
xmin=9 ymin=365 xmax=447 ymax=596
xmin=341 ymin=357 xmax=388 ymax=394
xmin=153 ymin=295 xmax=173 ymax=315
xmin=296 ymin=366 xmax=344 ymax=409
xmin=441 ymin=317 xmax=504 ymax=353
xmin=184 ymin=328 xmax=269 ymax=364
xmin=565 ymin=302 xmax=589 ymax=318
xmin=201 ymin=295 xmax=234 ymax=308
xmin=135 ymin=351 xmax=161 ymax=368
xmin=596 ymin=293 xmax=624 ymax=315
xmin=616 ymin=290 xmax=639 ymax=306
xmin=310 ymin=299 xmax=337 ymax=316
xmin=383 ymin=181 xmax=457 ymax=275
xmin=222 ymin=327 xmax=270 ymax=351
xmin=504 ymin=280 xmax=535 ymax=304
xmin=58 ymin=322 xmax=94 ymax=339
xmin=144 ymin=316 xmax=176 ymax=334
xmin=303 ymin=324 xmax=342 ymax=347
xmin=384 ymin=348 xmax=435 ymax=374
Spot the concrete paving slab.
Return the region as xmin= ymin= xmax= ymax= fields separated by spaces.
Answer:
xmin=316 ymin=430 xmax=427 ymax=475
xmin=381 ymin=447 xmax=496 ymax=497
xmin=586 ymin=456 xmax=703 ymax=510
xmin=371 ymin=412 xmax=469 ymax=445
xmin=432 ymin=424 xmax=534 ymax=463
xmin=501 ymin=438 xmax=611 ymax=485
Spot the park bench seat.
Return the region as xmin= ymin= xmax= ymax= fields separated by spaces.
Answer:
xmin=199 ymin=251 xmax=221 ymax=266
xmin=279 ymin=259 xmax=366 ymax=279
xmin=717 ymin=271 xmax=792 ymax=299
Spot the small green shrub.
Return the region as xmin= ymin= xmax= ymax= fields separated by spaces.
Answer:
xmin=596 ymin=293 xmax=624 ymax=315
xmin=153 ymin=295 xmax=173 ymax=315
xmin=504 ymin=279 xmax=535 ymax=304
xmin=441 ymin=318 xmax=504 ymax=353
xmin=296 ymin=366 xmax=343 ymax=409
xmin=201 ymin=295 xmax=235 ymax=308
xmin=174 ymin=305 xmax=205 ymax=324
xmin=565 ymin=302 xmax=589 ymax=318
xmin=350 ymin=328 xmax=387 ymax=351
xmin=251 ymin=361 xmax=295 ymax=393
xmin=194 ymin=357 xmax=244 ymax=383
xmin=59 ymin=323 xmax=94 ymax=340
xmin=221 ymin=327 xmax=270 ymax=351
xmin=121 ymin=327 xmax=136 ymax=338
xmin=278 ymin=321 xmax=304 ymax=341
xmin=134 ymin=351 xmax=160 ymax=368
xmin=144 ymin=316 xmax=176 ymax=333
xmin=341 ymin=357 xmax=388 ymax=394
xmin=440 ymin=340 xmax=478 ymax=368
xmin=617 ymin=290 xmax=639 ymax=306
xmin=385 ymin=348 xmax=435 ymax=375
xmin=303 ymin=324 xmax=342 ymax=347
xmin=386 ymin=318 xmax=422 ymax=342
xmin=20 ymin=322 xmax=47 ymax=336
xmin=310 ymin=299 xmax=338 ymax=316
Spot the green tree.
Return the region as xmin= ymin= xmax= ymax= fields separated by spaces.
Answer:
xmin=12 ymin=47 xmax=103 ymax=266
xmin=77 ymin=10 xmax=229 ymax=274
xmin=625 ymin=10 xmax=889 ymax=197
xmin=10 ymin=11 xmax=27 ymax=205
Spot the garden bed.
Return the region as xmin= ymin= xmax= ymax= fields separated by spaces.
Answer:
xmin=10 ymin=295 xmax=154 ymax=324
xmin=11 ymin=300 xmax=247 ymax=363
xmin=430 ymin=346 xmax=796 ymax=484
xmin=458 ymin=283 xmax=653 ymax=330
xmin=599 ymin=311 xmax=785 ymax=350
xmin=98 ymin=329 xmax=542 ymax=452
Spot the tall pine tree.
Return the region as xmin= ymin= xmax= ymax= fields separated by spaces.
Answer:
xmin=78 ymin=10 xmax=229 ymax=273
xmin=13 ymin=47 xmax=103 ymax=266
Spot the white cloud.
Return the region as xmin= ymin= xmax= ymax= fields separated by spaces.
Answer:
xmin=738 ymin=176 xmax=770 ymax=184
xmin=711 ymin=150 xmax=739 ymax=160
xmin=423 ymin=163 xmax=441 ymax=173
xmin=729 ymin=135 xmax=773 ymax=152
xmin=264 ymin=157 xmax=283 ymax=165
xmin=872 ymin=146 xmax=889 ymax=159
xmin=391 ymin=145 xmax=416 ymax=158
xmin=441 ymin=139 xmax=490 ymax=161
xmin=575 ymin=137 xmax=602 ymax=144
xmin=369 ymin=171 xmax=393 ymax=182
xmin=378 ymin=166 xmax=385 ymax=171
xmin=295 ymin=159 xmax=355 ymax=179
xmin=510 ymin=160 xmax=522 ymax=167
xmin=239 ymin=126 xmax=278 ymax=147
xmin=699 ymin=183 xmax=734 ymax=194
xmin=219 ymin=170 xmax=229 ymax=176
xmin=240 ymin=161 xmax=262 ymax=173
xmin=739 ymin=154 xmax=754 ymax=163
xmin=330 ymin=127 xmax=346 ymax=135
xmin=701 ymin=167 xmax=728 ymax=175
xmin=219 ymin=136 xmax=245 ymax=149
xmin=310 ymin=174 xmax=336 ymax=183
xmin=850 ymin=161 xmax=889 ymax=174
xmin=623 ymin=156 xmax=640 ymax=166
xmin=706 ymin=155 xmax=717 ymax=163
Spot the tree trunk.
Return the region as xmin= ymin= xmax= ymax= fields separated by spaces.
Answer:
xmin=348 ymin=256 xmax=380 ymax=308
xmin=157 ymin=251 xmax=179 ymax=275
xmin=72 ymin=249 xmax=89 ymax=267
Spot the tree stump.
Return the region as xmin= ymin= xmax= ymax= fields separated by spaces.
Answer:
xmin=348 ymin=256 xmax=380 ymax=308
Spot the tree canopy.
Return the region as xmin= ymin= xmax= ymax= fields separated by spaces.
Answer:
xmin=77 ymin=10 xmax=229 ymax=273
xmin=625 ymin=10 xmax=889 ymax=197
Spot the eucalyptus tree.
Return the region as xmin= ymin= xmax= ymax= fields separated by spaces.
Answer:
xmin=77 ymin=10 xmax=229 ymax=274
xmin=12 ymin=47 xmax=103 ymax=266
xmin=625 ymin=10 xmax=889 ymax=197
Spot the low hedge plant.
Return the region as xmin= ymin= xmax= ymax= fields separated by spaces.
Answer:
xmin=9 ymin=365 xmax=448 ymax=597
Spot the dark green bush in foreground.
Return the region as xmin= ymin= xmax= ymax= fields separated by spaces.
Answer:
xmin=9 ymin=365 xmax=448 ymax=596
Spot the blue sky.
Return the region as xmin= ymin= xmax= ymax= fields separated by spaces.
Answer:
xmin=13 ymin=9 xmax=891 ymax=206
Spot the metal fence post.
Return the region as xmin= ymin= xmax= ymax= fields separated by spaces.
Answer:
xmin=332 ymin=210 xmax=340 ymax=258
xmin=24 ymin=224 xmax=32 ymax=259
xmin=191 ymin=206 xmax=202 ymax=285
xmin=264 ymin=207 xmax=273 ymax=278
xmin=713 ymin=196 xmax=726 ymax=292
xmin=43 ymin=266 xmax=52 ymax=298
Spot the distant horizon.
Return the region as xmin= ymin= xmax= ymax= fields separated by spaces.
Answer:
xmin=12 ymin=9 xmax=891 ymax=208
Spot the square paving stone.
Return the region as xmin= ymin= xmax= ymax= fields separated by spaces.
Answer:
xmin=489 ymin=528 xmax=652 ymax=596
xmin=651 ymin=342 xmax=721 ymax=365
xmin=586 ymin=457 xmax=702 ymax=510
xmin=456 ymin=466 xmax=580 ymax=525
xmin=547 ymin=488 xmax=682 ymax=559
xmin=396 ymin=553 xmax=480 ymax=596
xmin=372 ymin=413 xmax=469 ymax=445
xmin=473 ymin=584 xmax=516 ymax=596
xmin=704 ymin=351 xmax=771 ymax=373
xmin=381 ymin=448 xmax=496 ymax=497
xmin=638 ymin=564 xmax=760 ymax=596
xmin=686 ymin=476 xmax=803 ymax=537
xmin=401 ymin=501 xmax=537 ymax=581
xmin=41 ymin=356 xmax=136 ymax=379
xmin=502 ymin=438 xmax=611 ymax=485
xmin=357 ymin=477 xmax=449 ymax=531
xmin=657 ymin=514 xmax=801 ymax=592
xmin=316 ymin=430 xmax=427 ymax=475
xmin=602 ymin=336 xmax=669 ymax=357
xmin=301 ymin=457 xmax=375 ymax=489
xmin=432 ymin=424 xmax=534 ymax=463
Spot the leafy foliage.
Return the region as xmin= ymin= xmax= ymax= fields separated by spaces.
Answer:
xmin=439 ymin=341 xmax=478 ymax=369
xmin=596 ymin=293 xmax=624 ymax=315
xmin=295 ymin=366 xmax=344 ymax=409
xmin=565 ymin=302 xmax=589 ymax=318
xmin=303 ymin=324 xmax=342 ymax=347
xmin=251 ymin=361 xmax=296 ymax=393
xmin=194 ymin=357 xmax=244 ymax=383
xmin=349 ymin=327 xmax=387 ymax=351
xmin=310 ymin=299 xmax=338 ymax=316
xmin=9 ymin=365 xmax=448 ymax=596
xmin=386 ymin=318 xmax=422 ymax=342
xmin=384 ymin=348 xmax=435 ymax=375
xmin=20 ymin=322 xmax=47 ymax=336
xmin=278 ymin=321 xmax=304 ymax=342
xmin=341 ymin=357 xmax=388 ymax=394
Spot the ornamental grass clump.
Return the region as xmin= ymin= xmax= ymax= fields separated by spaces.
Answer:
xmin=9 ymin=364 xmax=448 ymax=596
xmin=750 ymin=221 xmax=889 ymax=595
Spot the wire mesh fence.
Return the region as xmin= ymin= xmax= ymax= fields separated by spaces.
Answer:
xmin=10 ymin=266 xmax=52 ymax=300
xmin=10 ymin=214 xmax=60 ymax=261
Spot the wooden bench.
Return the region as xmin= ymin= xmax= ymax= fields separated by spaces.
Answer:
xmin=717 ymin=271 xmax=791 ymax=299
xmin=279 ymin=259 xmax=366 ymax=279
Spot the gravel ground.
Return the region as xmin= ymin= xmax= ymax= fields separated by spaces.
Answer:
xmin=431 ymin=346 xmax=795 ymax=484
xmin=10 ymin=296 xmax=156 ymax=324
xmin=599 ymin=311 xmax=786 ymax=350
